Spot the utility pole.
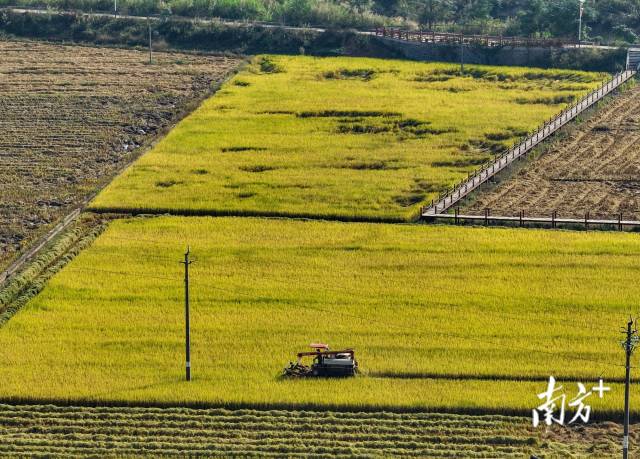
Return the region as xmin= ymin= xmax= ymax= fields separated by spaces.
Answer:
xmin=147 ymin=16 xmax=152 ymax=64
xmin=578 ymin=0 xmax=585 ymax=48
xmin=460 ymin=33 xmax=465 ymax=75
xmin=622 ymin=318 xmax=638 ymax=459
xmin=181 ymin=247 xmax=192 ymax=381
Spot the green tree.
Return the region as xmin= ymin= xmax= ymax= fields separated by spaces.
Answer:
xmin=417 ymin=0 xmax=452 ymax=29
xmin=452 ymin=0 xmax=492 ymax=23
xmin=372 ymin=0 xmax=402 ymax=16
xmin=514 ymin=0 xmax=546 ymax=35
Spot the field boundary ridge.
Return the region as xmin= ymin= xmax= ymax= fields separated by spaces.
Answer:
xmin=87 ymin=207 xmax=410 ymax=224
xmin=0 ymin=396 xmax=635 ymax=421
xmin=432 ymin=211 xmax=640 ymax=231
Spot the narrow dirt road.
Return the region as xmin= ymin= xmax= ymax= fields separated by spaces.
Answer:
xmin=465 ymin=84 xmax=640 ymax=219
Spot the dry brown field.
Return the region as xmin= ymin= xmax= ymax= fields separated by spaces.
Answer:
xmin=0 ymin=39 xmax=241 ymax=270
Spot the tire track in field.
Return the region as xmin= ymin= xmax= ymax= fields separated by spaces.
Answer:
xmin=466 ymin=84 xmax=640 ymax=219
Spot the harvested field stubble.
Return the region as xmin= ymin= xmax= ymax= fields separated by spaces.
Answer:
xmin=0 ymin=404 xmax=630 ymax=458
xmin=91 ymin=55 xmax=604 ymax=221
xmin=0 ymin=39 xmax=241 ymax=271
xmin=466 ymin=83 xmax=640 ymax=219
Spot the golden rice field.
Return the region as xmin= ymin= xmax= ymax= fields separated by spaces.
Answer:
xmin=0 ymin=216 xmax=637 ymax=415
xmin=90 ymin=56 xmax=605 ymax=221
xmin=0 ymin=404 xmax=628 ymax=458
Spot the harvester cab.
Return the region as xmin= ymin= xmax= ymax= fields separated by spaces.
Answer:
xmin=283 ymin=343 xmax=358 ymax=377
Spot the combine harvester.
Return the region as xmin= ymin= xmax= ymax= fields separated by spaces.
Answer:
xmin=283 ymin=343 xmax=358 ymax=377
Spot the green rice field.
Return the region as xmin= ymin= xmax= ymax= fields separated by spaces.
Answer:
xmin=90 ymin=56 xmax=605 ymax=221
xmin=0 ymin=217 xmax=637 ymax=415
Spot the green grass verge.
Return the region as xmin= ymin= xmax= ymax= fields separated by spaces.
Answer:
xmin=90 ymin=55 xmax=605 ymax=221
xmin=0 ymin=216 xmax=638 ymax=416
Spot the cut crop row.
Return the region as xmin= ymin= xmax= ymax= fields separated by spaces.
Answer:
xmin=0 ymin=404 xmax=623 ymax=457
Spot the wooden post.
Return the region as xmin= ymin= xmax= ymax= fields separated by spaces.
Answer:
xmin=552 ymin=211 xmax=556 ymax=229
xmin=519 ymin=210 xmax=524 ymax=227
xmin=484 ymin=208 xmax=489 ymax=226
xmin=619 ymin=213 xmax=623 ymax=231
xmin=585 ymin=211 xmax=589 ymax=230
xmin=455 ymin=207 xmax=459 ymax=224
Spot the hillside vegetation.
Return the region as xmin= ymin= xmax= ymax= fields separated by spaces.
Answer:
xmin=2 ymin=0 xmax=639 ymax=44
xmin=0 ymin=216 xmax=639 ymax=415
xmin=91 ymin=55 xmax=604 ymax=221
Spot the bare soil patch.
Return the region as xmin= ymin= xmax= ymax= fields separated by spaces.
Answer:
xmin=0 ymin=39 xmax=241 ymax=270
xmin=465 ymin=84 xmax=640 ymax=219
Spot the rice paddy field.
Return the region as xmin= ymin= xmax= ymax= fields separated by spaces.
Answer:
xmin=0 ymin=216 xmax=638 ymax=417
xmin=90 ymin=55 xmax=605 ymax=221
xmin=1 ymin=48 xmax=631 ymax=456
xmin=0 ymin=404 xmax=630 ymax=457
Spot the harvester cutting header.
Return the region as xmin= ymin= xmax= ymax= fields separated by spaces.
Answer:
xmin=283 ymin=343 xmax=358 ymax=377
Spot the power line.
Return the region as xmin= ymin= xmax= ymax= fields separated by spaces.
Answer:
xmin=98 ymin=234 xmax=178 ymax=245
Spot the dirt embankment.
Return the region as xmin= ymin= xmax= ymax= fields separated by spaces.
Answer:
xmin=0 ymin=40 xmax=241 ymax=270
xmin=465 ymin=84 xmax=640 ymax=220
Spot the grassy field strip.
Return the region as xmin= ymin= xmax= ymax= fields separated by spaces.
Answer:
xmin=91 ymin=55 xmax=605 ymax=221
xmin=1 ymin=404 xmax=623 ymax=458
xmin=0 ymin=217 xmax=639 ymax=414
